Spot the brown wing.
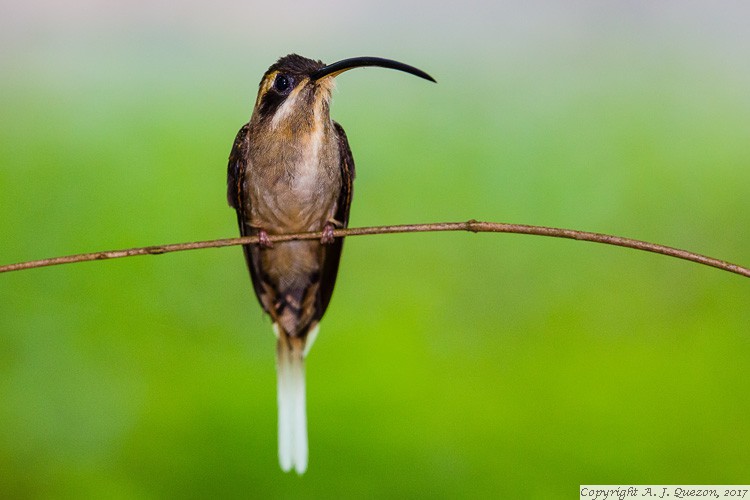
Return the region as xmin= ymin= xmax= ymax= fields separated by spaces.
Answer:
xmin=316 ymin=121 xmax=355 ymax=319
xmin=227 ymin=123 xmax=249 ymax=209
xmin=227 ymin=123 xmax=269 ymax=313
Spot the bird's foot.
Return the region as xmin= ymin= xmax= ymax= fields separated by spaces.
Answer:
xmin=320 ymin=223 xmax=336 ymax=245
xmin=258 ymin=229 xmax=274 ymax=248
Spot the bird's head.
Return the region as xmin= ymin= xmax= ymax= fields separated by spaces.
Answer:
xmin=251 ymin=54 xmax=435 ymax=132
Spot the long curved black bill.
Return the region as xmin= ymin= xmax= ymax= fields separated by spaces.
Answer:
xmin=310 ymin=56 xmax=436 ymax=83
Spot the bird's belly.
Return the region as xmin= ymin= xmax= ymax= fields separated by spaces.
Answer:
xmin=250 ymin=161 xmax=340 ymax=234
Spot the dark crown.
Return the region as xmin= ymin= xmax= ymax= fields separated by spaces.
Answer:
xmin=266 ymin=54 xmax=325 ymax=78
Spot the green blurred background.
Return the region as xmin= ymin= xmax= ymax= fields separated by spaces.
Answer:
xmin=1 ymin=1 xmax=749 ymax=498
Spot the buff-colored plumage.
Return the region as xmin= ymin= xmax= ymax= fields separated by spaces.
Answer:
xmin=228 ymin=55 xmax=354 ymax=474
xmin=227 ymin=53 xmax=433 ymax=474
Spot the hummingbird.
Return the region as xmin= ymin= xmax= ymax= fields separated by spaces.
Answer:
xmin=227 ymin=54 xmax=435 ymax=474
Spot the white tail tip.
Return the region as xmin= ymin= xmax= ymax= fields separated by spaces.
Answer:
xmin=276 ymin=336 xmax=308 ymax=474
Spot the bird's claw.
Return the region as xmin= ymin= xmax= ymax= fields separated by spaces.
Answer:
xmin=320 ymin=223 xmax=336 ymax=245
xmin=258 ymin=229 xmax=274 ymax=248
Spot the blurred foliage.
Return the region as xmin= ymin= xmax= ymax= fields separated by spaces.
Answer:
xmin=1 ymin=4 xmax=750 ymax=498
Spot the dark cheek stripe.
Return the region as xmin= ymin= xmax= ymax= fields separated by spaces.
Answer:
xmin=259 ymin=91 xmax=285 ymax=118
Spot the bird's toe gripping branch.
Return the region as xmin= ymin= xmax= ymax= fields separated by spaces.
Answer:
xmin=258 ymin=229 xmax=274 ymax=248
xmin=320 ymin=223 xmax=336 ymax=245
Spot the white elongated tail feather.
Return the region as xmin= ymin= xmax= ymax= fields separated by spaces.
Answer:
xmin=276 ymin=333 xmax=308 ymax=474
xmin=303 ymin=323 xmax=320 ymax=358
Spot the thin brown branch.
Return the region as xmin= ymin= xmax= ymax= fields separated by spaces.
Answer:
xmin=1 ymin=220 xmax=748 ymax=278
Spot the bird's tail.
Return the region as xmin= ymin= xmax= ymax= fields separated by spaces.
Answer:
xmin=275 ymin=331 xmax=308 ymax=474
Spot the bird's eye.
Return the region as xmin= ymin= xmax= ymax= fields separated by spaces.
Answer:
xmin=273 ymin=74 xmax=292 ymax=94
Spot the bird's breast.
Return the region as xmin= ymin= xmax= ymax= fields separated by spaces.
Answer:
xmin=246 ymin=128 xmax=341 ymax=234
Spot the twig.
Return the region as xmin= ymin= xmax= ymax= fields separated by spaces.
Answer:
xmin=1 ymin=220 xmax=748 ymax=278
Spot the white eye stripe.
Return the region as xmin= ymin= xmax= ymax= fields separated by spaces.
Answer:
xmin=270 ymin=89 xmax=300 ymax=129
xmin=268 ymin=77 xmax=313 ymax=129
